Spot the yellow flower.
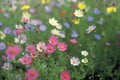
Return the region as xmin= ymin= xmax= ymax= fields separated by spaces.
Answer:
xmin=21 ymin=5 xmax=30 ymax=10
xmin=77 ymin=2 xmax=87 ymax=10
xmin=72 ymin=18 xmax=80 ymax=25
xmin=41 ymin=0 xmax=50 ymax=4
xmin=107 ymin=6 xmax=117 ymax=13
xmin=0 ymin=31 xmax=6 ymax=40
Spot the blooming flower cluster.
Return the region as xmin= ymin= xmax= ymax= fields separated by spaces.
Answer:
xmin=0 ymin=0 xmax=119 ymax=80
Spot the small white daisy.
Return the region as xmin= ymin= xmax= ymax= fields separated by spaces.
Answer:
xmin=70 ymin=57 xmax=80 ymax=66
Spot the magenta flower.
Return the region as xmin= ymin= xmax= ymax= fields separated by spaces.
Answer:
xmin=19 ymin=55 xmax=32 ymax=65
xmin=46 ymin=43 xmax=56 ymax=53
xmin=60 ymin=71 xmax=71 ymax=80
xmin=48 ymin=35 xmax=58 ymax=45
xmin=25 ymin=45 xmax=35 ymax=53
xmin=5 ymin=45 xmax=22 ymax=59
xmin=57 ymin=42 xmax=67 ymax=51
xmin=25 ymin=68 xmax=39 ymax=80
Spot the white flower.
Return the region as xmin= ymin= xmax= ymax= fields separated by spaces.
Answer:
xmin=87 ymin=25 xmax=96 ymax=33
xmin=81 ymin=50 xmax=88 ymax=56
xmin=15 ymin=24 xmax=23 ymax=29
xmin=14 ymin=34 xmax=27 ymax=44
xmin=81 ymin=58 xmax=88 ymax=64
xmin=49 ymin=18 xmax=58 ymax=26
xmin=74 ymin=9 xmax=84 ymax=17
xmin=70 ymin=57 xmax=80 ymax=66
xmin=2 ymin=62 xmax=12 ymax=70
xmin=56 ymin=23 xmax=62 ymax=29
xmin=36 ymin=42 xmax=46 ymax=52
xmin=51 ymin=29 xmax=60 ymax=36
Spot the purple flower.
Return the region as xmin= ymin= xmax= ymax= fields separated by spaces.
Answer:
xmin=39 ymin=25 xmax=47 ymax=31
xmin=71 ymin=30 xmax=78 ymax=38
xmin=0 ymin=21 xmax=2 ymax=27
xmin=0 ymin=42 xmax=6 ymax=50
xmin=56 ymin=3 xmax=62 ymax=8
xmin=64 ymin=22 xmax=70 ymax=28
xmin=13 ymin=30 xmax=17 ymax=36
xmin=93 ymin=8 xmax=100 ymax=15
xmin=3 ymin=13 xmax=10 ymax=18
xmin=44 ymin=6 xmax=51 ymax=13
xmin=50 ymin=1 xmax=56 ymax=7
xmin=94 ymin=34 xmax=101 ymax=40
xmin=87 ymin=16 xmax=94 ymax=22
xmin=4 ymin=27 xmax=12 ymax=35
xmin=25 ymin=24 xmax=35 ymax=31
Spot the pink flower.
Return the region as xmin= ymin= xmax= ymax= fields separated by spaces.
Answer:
xmin=2 ymin=55 xmax=7 ymax=60
xmin=48 ymin=35 xmax=58 ymax=45
xmin=36 ymin=42 xmax=46 ymax=52
xmin=5 ymin=45 xmax=22 ymax=59
xmin=26 ymin=45 xmax=35 ymax=53
xmin=70 ymin=39 xmax=78 ymax=44
xmin=25 ymin=68 xmax=39 ymax=80
xmin=46 ymin=43 xmax=56 ymax=53
xmin=57 ymin=42 xmax=67 ymax=51
xmin=19 ymin=55 xmax=32 ymax=65
xmin=60 ymin=71 xmax=71 ymax=80
xmin=15 ymin=29 xmax=24 ymax=35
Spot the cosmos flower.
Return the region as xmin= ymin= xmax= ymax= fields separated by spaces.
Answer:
xmin=36 ymin=42 xmax=46 ymax=52
xmin=77 ymin=2 xmax=87 ymax=10
xmin=72 ymin=18 xmax=80 ymax=25
xmin=41 ymin=0 xmax=50 ymax=4
xmin=48 ymin=35 xmax=58 ymax=45
xmin=64 ymin=22 xmax=70 ymax=28
xmin=46 ymin=43 xmax=56 ymax=53
xmin=93 ymin=8 xmax=100 ymax=15
xmin=5 ymin=45 xmax=22 ymax=59
xmin=56 ymin=23 xmax=62 ymax=29
xmin=22 ymin=12 xmax=31 ymax=23
xmin=19 ymin=55 xmax=32 ymax=65
xmin=94 ymin=34 xmax=101 ymax=40
xmin=70 ymin=57 xmax=80 ymax=66
xmin=51 ymin=29 xmax=60 ymax=36
xmin=70 ymin=39 xmax=78 ymax=44
xmin=71 ymin=30 xmax=78 ymax=38
xmin=3 ymin=13 xmax=10 ymax=18
xmin=44 ymin=6 xmax=51 ymax=13
xmin=25 ymin=23 xmax=35 ymax=31
xmin=81 ymin=50 xmax=88 ymax=56
xmin=74 ymin=9 xmax=84 ymax=17
xmin=0 ymin=21 xmax=2 ymax=27
xmin=25 ymin=68 xmax=39 ymax=80
xmin=2 ymin=62 xmax=12 ymax=70
xmin=15 ymin=34 xmax=27 ymax=44
xmin=49 ymin=18 xmax=58 ymax=26
xmin=60 ymin=70 xmax=71 ymax=80
xmin=25 ymin=45 xmax=36 ymax=53
xmin=21 ymin=5 xmax=30 ymax=10
xmin=0 ymin=42 xmax=6 ymax=50
xmin=87 ymin=16 xmax=94 ymax=22
xmin=81 ymin=58 xmax=88 ymax=64
xmin=107 ymin=6 xmax=117 ymax=13
xmin=0 ymin=31 xmax=6 ymax=40
xmin=87 ymin=25 xmax=96 ymax=33
xmin=57 ymin=42 xmax=67 ymax=51
xmin=39 ymin=24 xmax=47 ymax=31
xmin=3 ymin=27 xmax=12 ymax=35
xmin=30 ymin=51 xmax=39 ymax=58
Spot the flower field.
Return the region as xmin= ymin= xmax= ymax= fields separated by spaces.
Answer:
xmin=0 ymin=0 xmax=120 ymax=80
